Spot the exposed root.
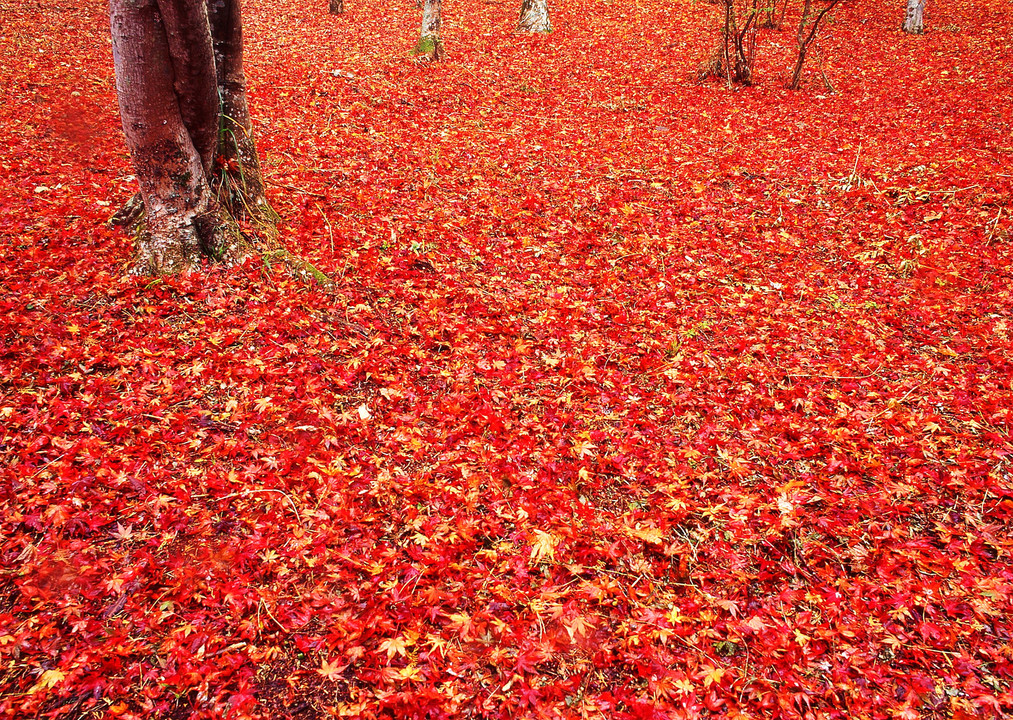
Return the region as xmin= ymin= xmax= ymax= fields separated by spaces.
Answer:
xmin=110 ymin=192 xmax=145 ymax=229
xmin=261 ymin=248 xmax=335 ymax=289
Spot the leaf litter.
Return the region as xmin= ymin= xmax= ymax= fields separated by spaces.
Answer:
xmin=1 ymin=0 xmax=1011 ymax=717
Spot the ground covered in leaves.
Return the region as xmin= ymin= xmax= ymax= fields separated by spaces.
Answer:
xmin=2 ymin=0 xmax=1012 ymax=717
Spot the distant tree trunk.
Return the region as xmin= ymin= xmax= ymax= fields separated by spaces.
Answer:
xmin=518 ymin=0 xmax=551 ymax=32
xmin=789 ymin=0 xmax=842 ymax=90
xmin=329 ymin=0 xmax=344 ymax=14
xmin=702 ymin=0 xmax=757 ymax=87
xmin=109 ymin=0 xmax=273 ymax=274
xmin=903 ymin=0 xmax=925 ymax=33
xmin=415 ymin=0 xmax=443 ymax=60
xmin=757 ymin=0 xmax=787 ymax=29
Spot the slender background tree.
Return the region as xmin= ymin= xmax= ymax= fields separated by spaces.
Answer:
xmin=416 ymin=0 xmax=444 ymax=60
xmin=518 ymin=0 xmax=551 ymax=33
xmin=903 ymin=0 xmax=925 ymax=33
xmin=790 ymin=0 xmax=843 ymax=89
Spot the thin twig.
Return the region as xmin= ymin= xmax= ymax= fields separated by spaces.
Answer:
xmin=258 ymin=597 xmax=288 ymax=632
xmin=864 ymin=383 xmax=924 ymax=426
xmin=985 ymin=207 xmax=1003 ymax=243
xmin=268 ymin=179 xmax=327 ymax=199
xmin=786 ymin=363 xmax=881 ymax=380
xmin=28 ymin=454 xmax=66 ymax=479
xmin=316 ymin=202 xmax=335 ymax=256
xmin=217 ymin=488 xmax=305 ymax=527
xmin=928 ymin=185 xmax=979 ymax=196
xmin=912 ymin=263 xmax=976 ymax=283
xmin=611 ymin=252 xmax=643 ymax=264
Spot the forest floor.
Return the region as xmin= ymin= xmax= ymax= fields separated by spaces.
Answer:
xmin=2 ymin=0 xmax=1012 ymax=717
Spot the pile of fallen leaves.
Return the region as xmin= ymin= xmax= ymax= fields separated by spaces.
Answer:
xmin=1 ymin=0 xmax=1011 ymax=717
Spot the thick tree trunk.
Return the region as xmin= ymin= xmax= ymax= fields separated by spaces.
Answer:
xmin=329 ymin=0 xmax=344 ymax=13
xmin=156 ymin=0 xmax=220 ymax=172
xmin=110 ymin=0 xmax=219 ymax=273
xmin=903 ymin=0 xmax=925 ymax=33
xmin=416 ymin=0 xmax=443 ymax=60
xmin=110 ymin=0 xmax=272 ymax=274
xmin=518 ymin=0 xmax=551 ymax=33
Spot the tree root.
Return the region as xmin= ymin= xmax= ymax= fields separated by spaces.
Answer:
xmin=110 ymin=192 xmax=145 ymax=229
xmin=111 ymin=181 xmax=330 ymax=287
xmin=261 ymin=247 xmax=334 ymax=289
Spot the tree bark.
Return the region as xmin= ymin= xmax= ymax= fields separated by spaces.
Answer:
xmin=903 ymin=0 xmax=925 ymax=33
xmin=329 ymin=0 xmax=344 ymax=15
xmin=416 ymin=0 xmax=443 ymax=60
xmin=518 ymin=0 xmax=551 ymax=33
xmin=789 ymin=0 xmax=842 ymax=89
xmin=110 ymin=0 xmax=218 ymax=273
xmin=208 ymin=0 xmax=271 ymax=214
xmin=157 ymin=0 xmax=220 ymax=172
xmin=110 ymin=0 xmax=272 ymax=274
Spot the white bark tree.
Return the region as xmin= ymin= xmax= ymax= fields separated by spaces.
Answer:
xmin=109 ymin=0 xmax=274 ymax=274
xmin=416 ymin=0 xmax=443 ymax=60
xmin=903 ymin=0 xmax=925 ymax=33
xmin=518 ymin=0 xmax=551 ymax=33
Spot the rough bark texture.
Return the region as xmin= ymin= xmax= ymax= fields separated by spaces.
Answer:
xmin=518 ymin=0 xmax=551 ymax=33
xmin=110 ymin=0 xmax=272 ymax=274
xmin=329 ymin=0 xmax=344 ymax=13
xmin=110 ymin=0 xmax=218 ymax=273
xmin=903 ymin=0 xmax=925 ymax=33
xmin=156 ymin=0 xmax=220 ymax=172
xmin=208 ymin=0 xmax=271 ymax=214
xmin=416 ymin=0 xmax=443 ymax=60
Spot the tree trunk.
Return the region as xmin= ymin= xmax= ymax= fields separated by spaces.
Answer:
xmin=208 ymin=0 xmax=271 ymax=215
xmin=110 ymin=0 xmax=219 ymax=273
xmin=329 ymin=0 xmax=344 ymax=14
xmin=789 ymin=0 xmax=842 ymax=89
xmin=518 ymin=0 xmax=551 ymax=33
xmin=903 ymin=0 xmax=925 ymax=33
xmin=109 ymin=0 xmax=272 ymax=274
xmin=416 ymin=0 xmax=443 ymax=60
xmin=706 ymin=0 xmax=757 ymax=87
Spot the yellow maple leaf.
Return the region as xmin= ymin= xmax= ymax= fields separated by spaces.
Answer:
xmin=378 ymin=635 xmax=408 ymax=661
xmin=398 ymin=665 xmax=422 ymax=682
xmin=530 ymin=530 xmax=558 ymax=564
xmin=318 ymin=658 xmax=345 ymax=681
xmin=30 ymin=668 xmax=65 ymax=694
xmin=627 ymin=525 xmax=665 ymax=545
xmin=425 ymin=633 xmax=449 ymax=657
xmin=563 ymin=614 xmax=594 ymax=642
xmin=714 ymin=598 xmax=739 ymax=618
xmin=701 ymin=666 xmax=725 ymax=687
